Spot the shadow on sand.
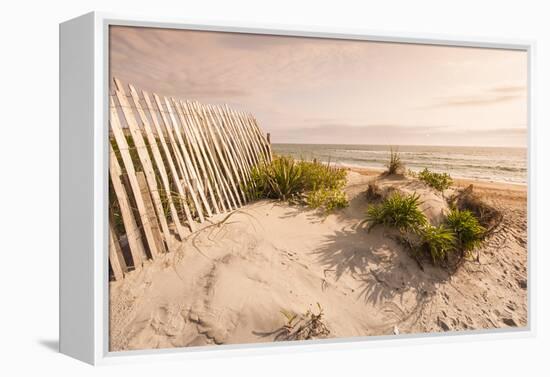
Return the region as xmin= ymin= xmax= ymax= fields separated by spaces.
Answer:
xmin=311 ymin=222 xmax=451 ymax=325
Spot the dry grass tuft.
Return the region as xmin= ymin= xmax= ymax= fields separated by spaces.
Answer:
xmin=449 ymin=184 xmax=503 ymax=234
xmin=365 ymin=181 xmax=384 ymax=202
xmin=383 ymin=148 xmax=406 ymax=176
xmin=277 ymin=303 xmax=330 ymax=341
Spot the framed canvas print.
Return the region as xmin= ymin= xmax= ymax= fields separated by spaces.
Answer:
xmin=59 ymin=12 xmax=535 ymax=365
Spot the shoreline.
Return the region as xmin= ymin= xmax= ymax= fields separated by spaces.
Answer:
xmin=286 ymin=156 xmax=527 ymax=187
xmin=344 ymin=165 xmax=526 ymax=209
xmin=341 ymin=164 xmax=527 ymax=191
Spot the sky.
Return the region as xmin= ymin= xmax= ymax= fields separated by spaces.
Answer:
xmin=110 ymin=26 xmax=528 ymax=147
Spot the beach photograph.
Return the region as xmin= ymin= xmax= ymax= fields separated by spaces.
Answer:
xmin=107 ymin=26 xmax=528 ymax=351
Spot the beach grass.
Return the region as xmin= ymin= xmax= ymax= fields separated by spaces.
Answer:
xmin=365 ymin=150 xmax=496 ymax=267
xmin=246 ymin=156 xmax=348 ymax=212
xmin=247 ymin=156 xmax=304 ymax=201
xmin=418 ymin=168 xmax=453 ymax=192
xmin=420 ymin=224 xmax=456 ymax=263
xmin=450 ymin=184 xmax=503 ymax=232
xmin=365 ymin=192 xmax=427 ymax=233
xmin=385 ymin=148 xmax=405 ymax=175
xmin=446 ymin=209 xmax=486 ymax=252
xmin=306 ymin=187 xmax=348 ymax=212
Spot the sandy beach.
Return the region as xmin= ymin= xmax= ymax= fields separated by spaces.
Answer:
xmin=109 ymin=167 xmax=527 ymax=351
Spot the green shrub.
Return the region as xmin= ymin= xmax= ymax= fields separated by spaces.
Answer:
xmin=420 ymin=225 xmax=456 ymax=264
xmin=246 ymin=156 xmax=304 ymax=201
xmin=306 ymin=188 xmax=348 ymax=212
xmin=385 ymin=148 xmax=404 ymax=175
xmin=299 ymin=159 xmax=347 ymax=192
xmin=366 ymin=192 xmax=427 ymax=233
xmin=246 ymin=156 xmax=348 ymax=212
xmin=407 ymin=169 xmax=418 ymax=178
xmin=446 ymin=209 xmax=486 ymax=252
xmin=450 ymin=184 xmax=502 ymax=230
xmin=417 ymin=168 xmax=453 ymax=192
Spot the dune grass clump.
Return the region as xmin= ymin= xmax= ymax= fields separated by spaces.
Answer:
xmin=247 ymin=156 xmax=304 ymax=201
xmin=446 ymin=209 xmax=486 ymax=253
xmin=306 ymin=187 xmax=348 ymax=212
xmin=384 ymin=148 xmax=405 ymax=175
xmin=406 ymin=208 xmax=487 ymax=267
xmin=450 ymin=184 xmax=502 ymax=232
xmin=365 ymin=181 xmax=384 ymax=202
xmin=365 ymin=190 xmax=488 ymax=267
xmin=420 ymin=225 xmax=456 ymax=263
xmin=300 ymin=160 xmax=348 ymax=212
xmin=418 ymin=168 xmax=453 ymax=192
xmin=246 ymin=156 xmax=348 ymax=212
xmin=407 ymin=169 xmax=418 ymax=178
xmin=366 ymin=192 xmax=427 ymax=233
xmin=367 ymin=175 xmax=493 ymax=268
xmin=299 ymin=159 xmax=347 ymax=192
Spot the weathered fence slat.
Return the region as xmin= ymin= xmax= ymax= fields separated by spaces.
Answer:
xmin=211 ymin=105 xmax=250 ymax=198
xmin=181 ymin=101 xmax=229 ymax=213
xmin=228 ymin=106 xmax=260 ymax=167
xmin=223 ymin=106 xmax=255 ymax=174
xmin=109 ymin=98 xmax=162 ymax=259
xmin=172 ymin=98 xmax=220 ymax=214
xmin=164 ymin=96 xmax=211 ymax=220
xmin=200 ymin=103 xmax=242 ymax=208
xmin=153 ymin=93 xmax=204 ymax=223
xmin=248 ymin=114 xmax=272 ymax=161
xmin=219 ymin=106 xmax=253 ymax=182
xmin=128 ymin=85 xmax=186 ymax=241
xmin=109 ymin=78 xmax=273 ymax=280
xmin=143 ymin=91 xmax=196 ymax=233
xmin=136 ymin=171 xmax=166 ymax=255
xmin=166 ymin=97 xmax=213 ymax=217
xmin=192 ymin=102 xmax=234 ymax=211
xmin=109 ymin=223 xmax=126 ymax=281
xmin=114 ymin=84 xmax=169 ymax=253
xmin=205 ymin=103 xmax=247 ymax=203
xmin=109 ymin=144 xmax=145 ymax=267
xmin=237 ymin=110 xmax=264 ymax=165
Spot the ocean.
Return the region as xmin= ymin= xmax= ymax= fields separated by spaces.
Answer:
xmin=272 ymin=144 xmax=527 ymax=185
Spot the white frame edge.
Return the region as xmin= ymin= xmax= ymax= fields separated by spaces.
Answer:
xmin=59 ymin=11 xmax=536 ymax=365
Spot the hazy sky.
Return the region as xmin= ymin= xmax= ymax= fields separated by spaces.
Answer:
xmin=110 ymin=26 xmax=528 ymax=147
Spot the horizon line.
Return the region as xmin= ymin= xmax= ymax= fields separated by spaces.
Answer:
xmin=270 ymin=142 xmax=527 ymax=149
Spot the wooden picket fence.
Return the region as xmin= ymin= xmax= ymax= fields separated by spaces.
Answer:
xmin=108 ymin=78 xmax=272 ymax=281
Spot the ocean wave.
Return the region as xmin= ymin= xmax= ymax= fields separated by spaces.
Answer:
xmin=273 ymin=144 xmax=527 ymax=184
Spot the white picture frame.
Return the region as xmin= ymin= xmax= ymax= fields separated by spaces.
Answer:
xmin=59 ymin=11 xmax=536 ymax=365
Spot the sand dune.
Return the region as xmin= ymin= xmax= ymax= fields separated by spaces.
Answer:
xmin=109 ymin=171 xmax=528 ymax=351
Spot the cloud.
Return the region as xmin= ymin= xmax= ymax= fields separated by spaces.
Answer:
xmin=271 ymin=124 xmax=527 ymax=146
xmin=109 ymin=26 xmax=527 ymax=147
xmin=451 ymin=127 xmax=527 ymax=136
xmin=214 ymin=32 xmax=311 ymax=51
xmin=432 ymin=94 xmax=521 ymax=107
xmin=425 ymin=84 xmax=526 ymax=108
xmin=490 ymin=85 xmax=526 ymax=93
xmin=109 ymin=26 xmax=382 ymax=101
xmin=272 ymin=123 xmax=447 ymax=144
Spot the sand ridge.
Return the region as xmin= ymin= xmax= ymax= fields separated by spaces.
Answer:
xmin=109 ymin=171 xmax=527 ymax=351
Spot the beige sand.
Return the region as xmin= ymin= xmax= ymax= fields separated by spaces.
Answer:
xmin=109 ymin=170 xmax=528 ymax=351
